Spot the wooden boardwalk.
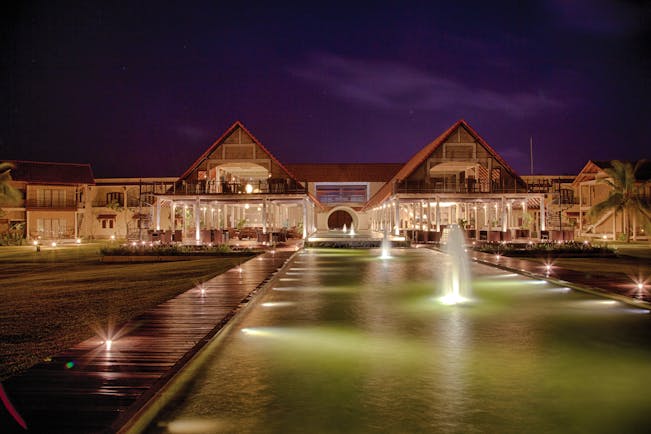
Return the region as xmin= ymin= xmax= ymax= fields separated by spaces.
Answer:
xmin=1 ymin=250 xmax=295 ymax=433
xmin=471 ymin=251 xmax=651 ymax=305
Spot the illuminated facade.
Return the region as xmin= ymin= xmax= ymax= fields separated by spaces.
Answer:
xmin=2 ymin=121 xmax=648 ymax=243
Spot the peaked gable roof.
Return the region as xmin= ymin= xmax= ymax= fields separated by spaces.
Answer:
xmin=6 ymin=160 xmax=95 ymax=185
xmin=573 ymin=159 xmax=651 ymax=185
xmin=363 ymin=119 xmax=524 ymax=210
xmin=178 ymin=120 xmax=303 ymax=184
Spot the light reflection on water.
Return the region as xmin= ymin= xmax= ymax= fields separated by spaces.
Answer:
xmin=147 ymin=248 xmax=651 ymax=434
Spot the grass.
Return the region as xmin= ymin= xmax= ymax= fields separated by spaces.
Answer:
xmin=0 ymin=243 xmax=254 ymax=380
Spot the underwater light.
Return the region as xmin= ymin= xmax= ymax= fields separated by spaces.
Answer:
xmin=440 ymin=294 xmax=469 ymax=305
xmin=105 ymin=340 xmax=113 ymax=350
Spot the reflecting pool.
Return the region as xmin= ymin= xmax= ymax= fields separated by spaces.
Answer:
xmin=146 ymin=248 xmax=651 ymax=433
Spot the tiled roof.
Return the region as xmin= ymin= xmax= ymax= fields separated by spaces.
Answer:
xmin=284 ymin=163 xmax=403 ymax=182
xmin=573 ymin=159 xmax=651 ymax=185
xmin=179 ymin=121 xmax=303 ymax=184
xmin=6 ymin=160 xmax=95 ymax=185
xmin=363 ymin=119 xmax=523 ymax=210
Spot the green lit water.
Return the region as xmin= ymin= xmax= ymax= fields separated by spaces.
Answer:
xmin=146 ymin=248 xmax=651 ymax=434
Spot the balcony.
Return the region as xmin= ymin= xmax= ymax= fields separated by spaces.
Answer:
xmin=25 ymin=199 xmax=78 ymax=210
xmin=169 ymin=179 xmax=307 ymax=196
xmin=92 ymin=199 xmax=141 ymax=207
xmin=396 ymin=180 xmax=528 ymax=194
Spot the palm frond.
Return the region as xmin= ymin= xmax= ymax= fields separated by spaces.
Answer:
xmin=0 ymin=162 xmax=22 ymax=204
xmin=589 ymin=193 xmax=623 ymax=219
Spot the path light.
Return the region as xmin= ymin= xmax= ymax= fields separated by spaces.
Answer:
xmin=76 ymin=238 xmax=81 ymax=244
xmin=634 ymin=280 xmax=647 ymax=299
xmin=33 ymin=240 xmax=38 ymax=246
xmin=495 ymin=254 xmax=501 ymax=260
xmin=51 ymin=241 xmax=57 ymax=247
xmin=110 ymin=234 xmax=116 ymax=241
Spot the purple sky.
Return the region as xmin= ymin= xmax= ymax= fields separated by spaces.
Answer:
xmin=1 ymin=1 xmax=649 ymax=177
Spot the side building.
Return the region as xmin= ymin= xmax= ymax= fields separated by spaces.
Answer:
xmin=1 ymin=160 xmax=94 ymax=242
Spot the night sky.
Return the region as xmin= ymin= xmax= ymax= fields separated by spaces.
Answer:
xmin=2 ymin=1 xmax=649 ymax=178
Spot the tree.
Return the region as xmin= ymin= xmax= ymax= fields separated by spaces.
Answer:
xmin=0 ymin=162 xmax=21 ymax=204
xmin=589 ymin=160 xmax=651 ymax=242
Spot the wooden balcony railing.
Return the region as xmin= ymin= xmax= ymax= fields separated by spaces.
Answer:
xmin=396 ymin=180 xmax=529 ymax=194
xmin=170 ymin=179 xmax=307 ymax=195
xmin=25 ymin=199 xmax=79 ymax=209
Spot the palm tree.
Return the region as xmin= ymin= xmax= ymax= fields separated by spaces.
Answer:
xmin=589 ymin=160 xmax=651 ymax=242
xmin=0 ymin=162 xmax=21 ymax=204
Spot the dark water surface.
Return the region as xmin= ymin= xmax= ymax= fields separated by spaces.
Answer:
xmin=146 ymin=248 xmax=651 ymax=434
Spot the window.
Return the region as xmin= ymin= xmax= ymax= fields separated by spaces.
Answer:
xmin=36 ymin=218 xmax=67 ymax=238
xmin=101 ymin=219 xmax=114 ymax=229
xmin=316 ymin=184 xmax=368 ymax=203
xmin=37 ymin=189 xmax=66 ymax=207
xmin=106 ymin=192 xmax=124 ymax=205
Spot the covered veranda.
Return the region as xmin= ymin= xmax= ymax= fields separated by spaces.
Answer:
xmin=151 ymin=193 xmax=317 ymax=245
xmin=367 ymin=193 xmax=547 ymax=243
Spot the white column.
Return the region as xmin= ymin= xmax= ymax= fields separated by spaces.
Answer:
xmin=394 ymin=199 xmax=400 ymax=235
xmin=156 ymin=197 xmax=161 ymax=231
xmin=74 ymin=211 xmax=78 ymax=239
xmin=182 ymin=204 xmax=187 ymax=239
xmin=540 ymin=194 xmax=546 ymax=232
xmin=501 ymin=197 xmax=508 ymax=232
xmin=262 ymin=199 xmax=268 ymax=234
xmin=418 ymin=202 xmax=423 ymax=230
xmin=435 ymin=198 xmax=441 ymax=232
xmin=194 ymin=198 xmax=201 ymax=243
xmin=578 ymin=186 xmax=583 ymax=235
xmin=171 ymin=202 xmax=176 ymax=234
xmin=302 ymin=199 xmax=308 ymax=239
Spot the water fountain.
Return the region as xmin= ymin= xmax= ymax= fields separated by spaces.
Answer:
xmin=145 ymin=244 xmax=651 ymax=433
xmin=380 ymin=227 xmax=391 ymax=259
xmin=342 ymin=223 xmax=347 ymax=233
xmin=349 ymin=223 xmax=355 ymax=236
xmin=440 ymin=224 xmax=471 ymax=304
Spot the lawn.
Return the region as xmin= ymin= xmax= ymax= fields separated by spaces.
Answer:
xmin=0 ymin=243 xmax=253 ymax=380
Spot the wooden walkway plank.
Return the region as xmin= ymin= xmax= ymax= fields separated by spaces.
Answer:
xmin=1 ymin=250 xmax=294 ymax=433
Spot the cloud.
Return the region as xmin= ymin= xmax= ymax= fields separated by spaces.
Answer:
xmin=290 ymin=53 xmax=562 ymax=117
xmin=174 ymin=125 xmax=210 ymax=141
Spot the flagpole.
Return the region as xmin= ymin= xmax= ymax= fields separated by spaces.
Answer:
xmin=529 ymin=136 xmax=534 ymax=175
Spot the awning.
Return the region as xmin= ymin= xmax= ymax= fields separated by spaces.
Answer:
xmin=97 ymin=214 xmax=116 ymax=219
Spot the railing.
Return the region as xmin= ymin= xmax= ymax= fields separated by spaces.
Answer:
xmin=396 ymin=180 xmax=529 ymax=194
xmin=317 ymin=195 xmax=367 ymax=204
xmin=170 ymin=179 xmax=307 ymax=195
xmin=92 ymin=199 xmax=141 ymax=207
xmin=25 ymin=199 xmax=78 ymax=209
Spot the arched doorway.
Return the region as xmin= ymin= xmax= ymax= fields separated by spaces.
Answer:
xmin=328 ymin=210 xmax=353 ymax=229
